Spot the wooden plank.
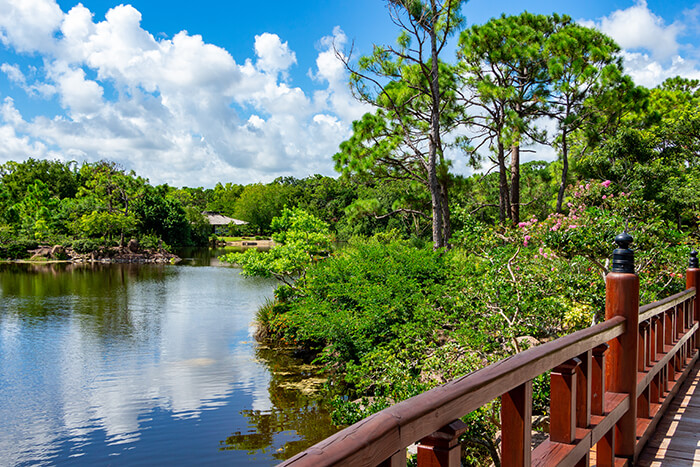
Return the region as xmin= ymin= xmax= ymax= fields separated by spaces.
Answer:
xmin=637 ymin=360 xmax=700 ymax=465
xmin=589 ymin=392 xmax=629 ymax=446
xmin=639 ymin=289 xmax=695 ymax=323
xmin=636 ymin=322 xmax=698 ymax=394
xmin=531 ymin=428 xmax=591 ymax=467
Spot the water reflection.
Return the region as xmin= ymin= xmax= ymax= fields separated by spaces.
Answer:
xmin=221 ymin=346 xmax=337 ymax=461
xmin=0 ymin=257 xmax=337 ymax=465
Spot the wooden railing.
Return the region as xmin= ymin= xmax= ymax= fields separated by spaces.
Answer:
xmin=280 ymin=235 xmax=700 ymax=466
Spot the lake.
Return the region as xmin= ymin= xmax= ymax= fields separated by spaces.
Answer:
xmin=0 ymin=249 xmax=337 ymax=465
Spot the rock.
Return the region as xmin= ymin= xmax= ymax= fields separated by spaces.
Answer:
xmin=516 ymin=335 xmax=540 ymax=350
xmin=127 ymin=238 xmax=139 ymax=253
xmin=50 ymin=245 xmax=66 ymax=259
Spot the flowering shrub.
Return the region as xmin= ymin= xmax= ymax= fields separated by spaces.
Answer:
xmin=516 ymin=179 xmax=690 ymax=304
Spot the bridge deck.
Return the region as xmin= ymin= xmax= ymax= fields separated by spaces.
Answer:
xmin=637 ymin=360 xmax=700 ymax=466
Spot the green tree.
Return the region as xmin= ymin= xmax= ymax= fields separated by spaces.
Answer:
xmin=206 ymin=182 xmax=243 ymax=215
xmin=336 ymin=0 xmax=467 ymax=249
xmin=544 ymin=23 xmax=626 ymax=212
xmin=458 ymin=13 xmax=567 ymax=223
xmin=576 ymin=77 xmax=700 ymax=228
xmin=76 ymin=161 xmax=146 ymax=245
xmin=132 ymin=185 xmax=191 ymax=246
xmin=233 ymin=182 xmax=294 ymax=233
xmin=222 ymin=207 xmax=332 ymax=286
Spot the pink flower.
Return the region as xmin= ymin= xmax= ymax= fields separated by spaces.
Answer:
xmin=585 ymin=183 xmax=590 ymax=190
xmin=518 ymin=222 xmax=528 ymax=228
xmin=620 ymin=192 xmax=625 ymax=196
xmin=602 ymin=195 xmax=607 ymax=200
xmin=539 ymin=247 xmax=544 ymax=255
xmin=543 ymin=252 xmax=549 ymax=259
xmin=567 ymin=202 xmax=573 ymax=208
xmin=609 ymin=193 xmax=614 ymax=198
xmin=601 ymin=180 xmax=612 ymax=188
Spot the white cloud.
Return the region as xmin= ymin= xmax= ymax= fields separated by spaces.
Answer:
xmin=583 ymin=1 xmax=700 ymax=88
xmin=0 ymin=1 xmax=365 ymax=186
xmin=0 ymin=0 xmax=63 ymax=53
xmin=596 ymin=0 xmax=682 ymax=61
xmin=621 ymin=51 xmax=700 ymax=87
xmin=254 ymin=32 xmax=297 ymax=76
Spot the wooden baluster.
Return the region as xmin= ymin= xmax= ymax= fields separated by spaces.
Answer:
xmin=665 ymin=308 xmax=674 ymax=347
xmin=650 ymin=367 xmax=661 ymax=405
xmin=596 ymin=429 xmax=616 ymax=467
xmin=378 ymin=450 xmax=407 ymax=467
xmin=551 ymin=358 xmax=581 ymax=444
xmin=576 ymin=350 xmax=592 ymax=429
xmin=501 ymin=381 xmax=532 ymax=466
xmin=638 ymin=321 xmax=649 ymax=372
xmin=591 ymin=344 xmax=609 ymax=416
xmin=657 ymin=314 xmax=665 ymax=356
xmin=417 ymin=420 xmax=467 ymax=467
xmin=637 ymin=386 xmax=650 ymax=419
xmin=605 ymin=232 xmax=639 ymax=460
xmin=667 ymin=359 xmax=675 ymax=389
xmin=649 ymin=317 xmax=656 ymax=365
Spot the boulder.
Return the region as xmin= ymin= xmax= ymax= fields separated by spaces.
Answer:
xmin=127 ymin=238 xmax=139 ymax=253
xmin=50 ymin=245 xmax=66 ymax=259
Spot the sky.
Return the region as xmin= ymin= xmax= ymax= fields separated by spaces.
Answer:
xmin=0 ymin=0 xmax=699 ymax=188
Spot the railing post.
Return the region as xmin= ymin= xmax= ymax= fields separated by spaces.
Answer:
xmin=501 ymin=381 xmax=532 ymax=466
xmin=604 ymin=232 xmax=639 ymax=460
xmin=686 ymin=250 xmax=700 ymax=350
xmin=550 ymin=358 xmax=581 ymax=444
xmin=591 ymin=344 xmax=609 ymax=415
xmin=416 ymin=419 xmax=467 ymax=467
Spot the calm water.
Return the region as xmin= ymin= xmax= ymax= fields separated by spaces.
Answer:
xmin=0 ymin=250 xmax=336 ymax=466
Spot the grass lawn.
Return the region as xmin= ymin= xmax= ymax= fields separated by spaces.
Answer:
xmin=217 ymin=236 xmax=271 ymax=242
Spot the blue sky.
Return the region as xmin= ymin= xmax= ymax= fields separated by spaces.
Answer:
xmin=0 ymin=0 xmax=698 ymax=187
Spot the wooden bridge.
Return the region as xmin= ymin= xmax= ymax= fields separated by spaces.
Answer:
xmin=280 ymin=233 xmax=700 ymax=466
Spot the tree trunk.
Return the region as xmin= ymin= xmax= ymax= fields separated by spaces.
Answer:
xmin=497 ymin=139 xmax=510 ymax=223
xmin=509 ymin=142 xmax=520 ymax=224
xmin=440 ymin=178 xmax=451 ymax=248
xmin=428 ymin=0 xmax=445 ymax=249
xmin=556 ymin=127 xmax=569 ymax=213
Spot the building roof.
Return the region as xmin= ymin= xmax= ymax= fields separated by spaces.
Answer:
xmin=202 ymin=211 xmax=248 ymax=226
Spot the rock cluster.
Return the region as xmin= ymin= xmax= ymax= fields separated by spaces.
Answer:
xmin=27 ymin=241 xmax=180 ymax=264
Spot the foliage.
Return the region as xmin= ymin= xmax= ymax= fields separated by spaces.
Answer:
xmin=132 ymin=186 xmax=191 ymax=246
xmin=221 ymin=208 xmax=332 ymax=286
xmin=336 ymin=0 xmax=467 ymax=248
xmin=233 ymin=182 xmax=296 ymax=233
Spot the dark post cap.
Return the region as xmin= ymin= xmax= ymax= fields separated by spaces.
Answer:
xmin=611 ymin=232 xmax=635 ymax=273
xmin=690 ymin=250 xmax=699 ymax=269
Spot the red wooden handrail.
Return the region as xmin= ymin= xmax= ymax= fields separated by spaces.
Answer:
xmin=280 ymin=246 xmax=700 ymax=467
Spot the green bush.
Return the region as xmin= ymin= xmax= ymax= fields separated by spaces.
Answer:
xmin=0 ymin=239 xmax=38 ymax=259
xmin=70 ymin=238 xmax=103 ymax=254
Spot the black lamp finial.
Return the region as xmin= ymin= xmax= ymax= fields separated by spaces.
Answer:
xmin=611 ymin=232 xmax=635 ymax=273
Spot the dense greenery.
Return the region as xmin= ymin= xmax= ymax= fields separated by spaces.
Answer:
xmin=0 ymin=159 xmax=209 ymax=257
